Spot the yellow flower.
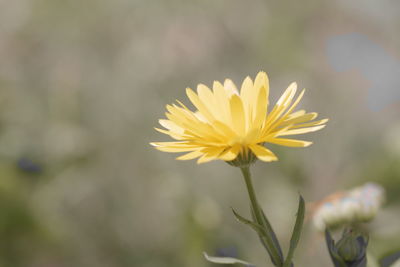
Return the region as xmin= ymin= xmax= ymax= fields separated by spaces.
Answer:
xmin=151 ymin=71 xmax=328 ymax=164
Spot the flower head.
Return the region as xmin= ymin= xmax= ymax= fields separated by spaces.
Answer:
xmin=312 ymin=183 xmax=385 ymax=231
xmin=151 ymin=71 xmax=328 ymax=164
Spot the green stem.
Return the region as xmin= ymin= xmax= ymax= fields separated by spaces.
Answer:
xmin=240 ymin=166 xmax=283 ymax=266
xmin=240 ymin=166 xmax=263 ymax=226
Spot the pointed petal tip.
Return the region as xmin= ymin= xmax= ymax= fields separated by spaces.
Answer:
xmin=286 ymin=82 xmax=298 ymax=93
xmin=186 ymin=87 xmax=195 ymax=96
xmin=212 ymin=80 xmax=223 ymax=88
xmin=224 ymin=78 xmax=231 ymax=85
xmin=303 ymin=141 xmax=313 ymax=147
xmin=196 ymin=158 xmax=207 ymax=164
xmin=158 ymin=119 xmax=169 ymax=128
xmin=154 ymin=127 xmax=167 ymax=134
xmin=256 ymin=155 xmax=278 ymax=162
xmin=197 ymin=83 xmax=210 ymax=92
xmin=257 ymin=70 xmax=267 ymax=75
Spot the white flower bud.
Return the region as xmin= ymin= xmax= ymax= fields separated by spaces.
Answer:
xmin=312 ymin=183 xmax=385 ymax=231
xmin=339 ymin=197 xmax=361 ymax=222
xmin=321 ymin=203 xmax=339 ymax=223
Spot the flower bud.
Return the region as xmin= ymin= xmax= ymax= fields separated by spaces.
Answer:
xmin=325 ymin=229 xmax=368 ymax=267
xmin=336 ymin=232 xmax=363 ymax=262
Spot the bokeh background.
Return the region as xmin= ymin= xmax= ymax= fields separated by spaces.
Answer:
xmin=0 ymin=0 xmax=399 ymax=266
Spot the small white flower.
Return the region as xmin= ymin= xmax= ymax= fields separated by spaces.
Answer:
xmin=312 ymin=183 xmax=385 ymax=231
xmin=340 ymin=197 xmax=361 ymax=221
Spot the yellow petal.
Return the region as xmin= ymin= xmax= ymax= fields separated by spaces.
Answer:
xmin=159 ymin=119 xmax=184 ymax=134
xmin=194 ymin=111 xmax=208 ymax=123
xmin=243 ymin=128 xmax=260 ymax=144
xmin=290 ymin=118 xmax=329 ymax=129
xmin=197 ymin=147 xmax=225 ymax=164
xmin=286 ymin=89 xmax=305 ymax=115
xmin=155 ymin=146 xmax=197 ymax=153
xmin=280 ymin=112 xmax=318 ymax=127
xmin=267 ymin=138 xmax=312 ymax=147
xmin=229 ymin=94 xmax=246 ymax=135
xmin=249 ymin=144 xmax=277 ymax=162
xmin=153 ymin=146 xmax=197 ymax=152
xmin=267 ymin=89 xmax=306 ymax=132
xmin=212 ymin=121 xmax=237 ymax=140
xmin=197 ymin=84 xmax=220 ymax=119
xmin=176 ymin=150 xmax=203 ymax=160
xmin=262 ymin=125 xmax=292 ymax=140
xmin=218 ymin=145 xmax=240 ymax=161
xmin=276 ymin=82 xmax=297 ymax=106
xmin=165 ymin=105 xmax=224 ymax=142
xmin=197 ymin=154 xmax=217 ymax=164
xmin=240 ymin=76 xmax=254 ymax=121
xmin=224 ymin=79 xmax=239 ymax=96
xmin=287 ymin=110 xmax=306 ymax=119
xmin=254 ymin=71 xmax=269 ymax=93
xmin=262 ymin=82 xmax=297 ymax=134
xmin=150 ymin=141 xmax=192 ymax=146
xmin=240 ymin=76 xmax=253 ymax=97
xmin=154 ymin=128 xmax=186 ymax=140
xmin=276 ymin=125 xmax=326 ymax=136
xmin=213 ymin=81 xmax=231 ymax=124
xmin=253 ymin=72 xmax=269 ymax=114
xmin=252 ymin=84 xmax=267 ymax=131
xmin=165 ymin=104 xmax=196 ymax=127
xmin=186 ymin=88 xmax=215 ymax=123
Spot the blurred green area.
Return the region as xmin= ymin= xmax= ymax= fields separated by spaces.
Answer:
xmin=0 ymin=0 xmax=399 ymax=266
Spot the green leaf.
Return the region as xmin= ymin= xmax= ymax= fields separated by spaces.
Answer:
xmin=232 ymin=208 xmax=282 ymax=266
xmin=255 ymin=206 xmax=284 ymax=260
xmin=282 ymin=195 xmax=305 ymax=267
xmin=203 ymin=252 xmax=255 ymax=266
xmin=231 ymin=207 xmax=266 ymax=236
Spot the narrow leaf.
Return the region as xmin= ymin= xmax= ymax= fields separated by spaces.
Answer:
xmin=258 ymin=206 xmax=284 ymax=259
xmin=232 ymin=208 xmax=266 ymax=235
xmin=203 ymin=252 xmax=255 ymax=266
xmin=283 ymin=195 xmax=305 ymax=267
xmin=250 ymin=205 xmax=284 ymax=265
xmin=232 ymin=208 xmax=282 ymax=266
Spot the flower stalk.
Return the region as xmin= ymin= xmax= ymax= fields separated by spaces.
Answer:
xmin=240 ymin=166 xmax=284 ymax=267
xmin=235 ymin=165 xmax=305 ymax=267
xmin=240 ymin=166 xmax=263 ymax=225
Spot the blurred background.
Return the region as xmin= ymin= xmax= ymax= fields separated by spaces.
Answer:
xmin=0 ymin=0 xmax=399 ymax=266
